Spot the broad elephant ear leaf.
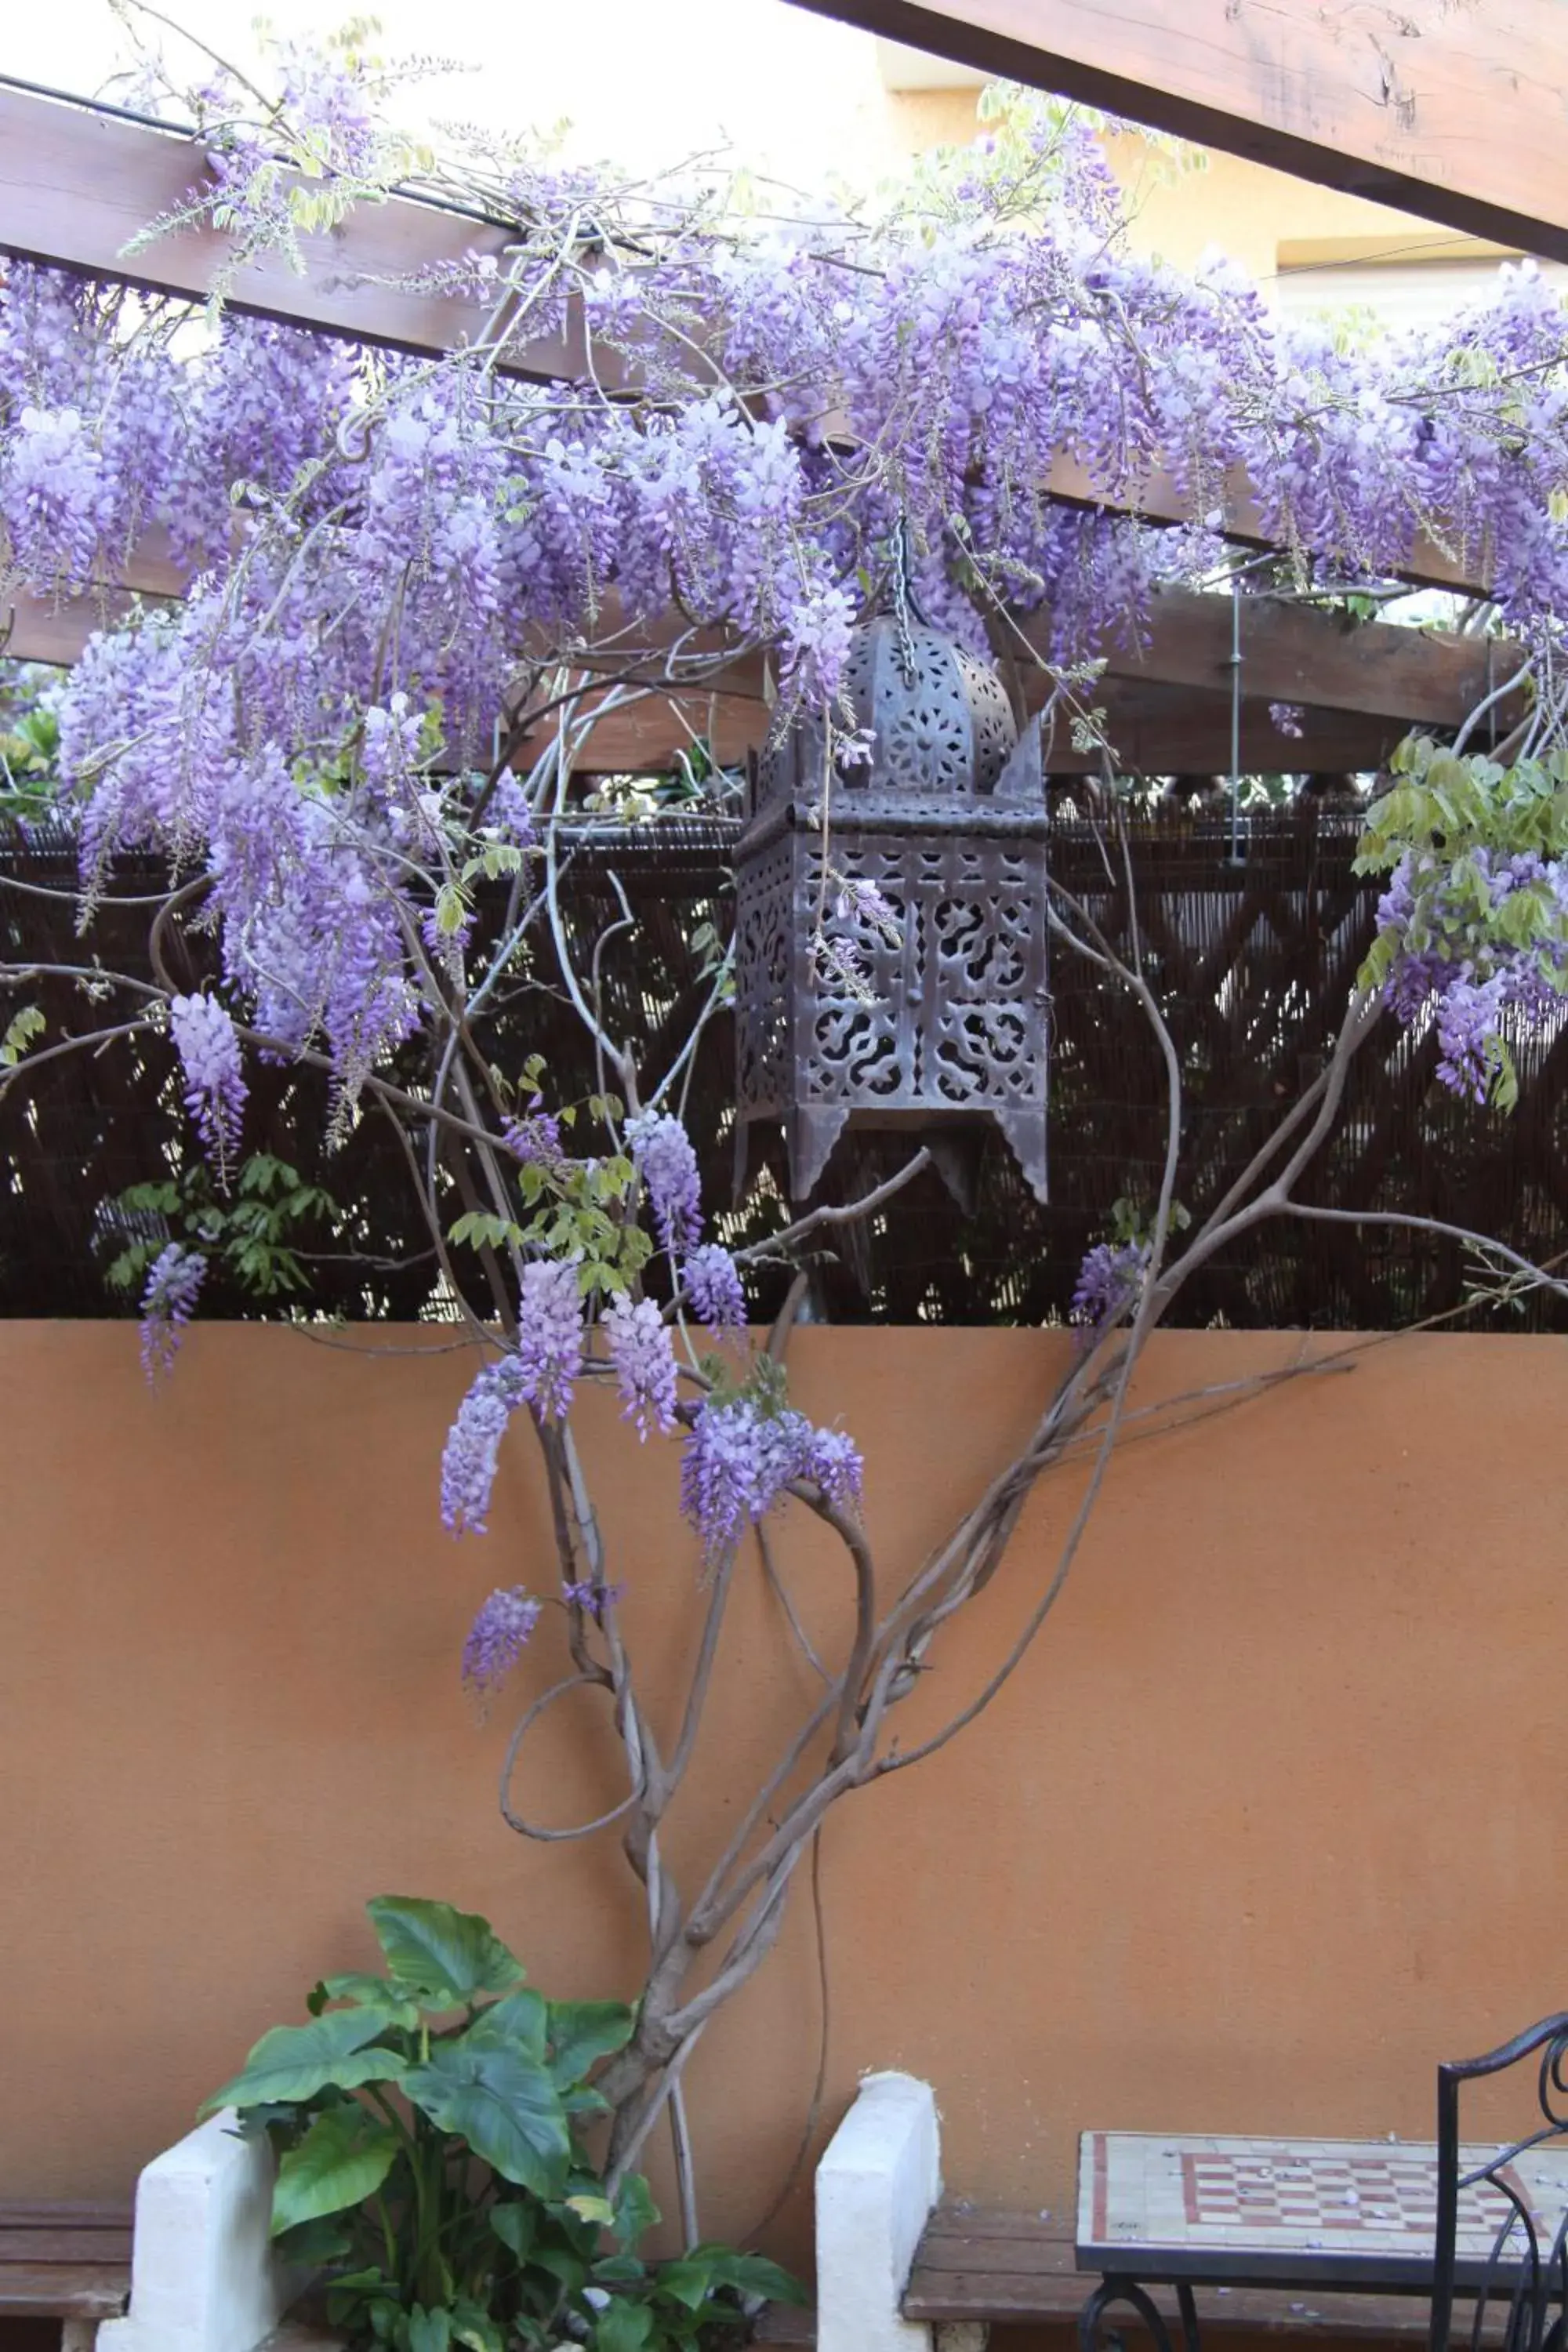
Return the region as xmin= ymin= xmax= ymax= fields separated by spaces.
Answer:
xmin=546 ymin=1998 xmax=634 ymax=2089
xmin=612 ymin=2171 xmax=659 ymax=2250
xmin=270 ymin=2104 xmax=401 ymax=2237
xmin=402 ymin=2043 xmax=569 ymax=2197
xmin=308 ymin=1971 xmax=422 ymax=2029
xmin=699 ymin=2249 xmax=808 ymax=2305
xmin=201 ymin=2008 xmax=407 ymax=2114
xmin=459 ymin=1985 xmax=547 ymax=2060
xmin=594 ymin=2299 xmax=654 ymax=2352
xmin=366 ymin=1895 xmax=525 ymax=2006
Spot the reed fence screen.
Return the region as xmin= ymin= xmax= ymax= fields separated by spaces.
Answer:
xmin=5 ymin=804 xmax=1566 ymax=1328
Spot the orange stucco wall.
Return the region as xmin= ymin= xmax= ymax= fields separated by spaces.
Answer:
xmin=3 ymin=1322 xmax=1566 ymax=2285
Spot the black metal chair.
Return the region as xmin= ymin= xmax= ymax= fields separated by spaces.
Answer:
xmin=1432 ymin=2014 xmax=1568 ymax=2352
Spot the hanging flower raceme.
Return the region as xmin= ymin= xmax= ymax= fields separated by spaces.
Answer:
xmin=680 ymin=1397 xmax=864 ymax=1564
xmin=1 ymin=406 xmax=114 ymax=591
xmin=139 ymin=1243 xmax=207 ymax=1381
xmin=627 ymin=1112 xmax=703 ymax=1254
xmin=681 ymin=1244 xmax=746 ymax=1330
xmin=461 ymin=1584 xmax=541 ymax=1701
xmin=441 ymin=1358 xmax=530 ymax=1534
xmin=516 ymin=1261 xmax=585 ymax=1421
xmin=441 ymin=1269 xmax=586 ymax=1534
xmin=168 ymin=994 xmax=247 ymax=1178
xmin=1069 ymin=1240 xmax=1149 ymax=1342
xmin=602 ymin=1294 xmax=678 ymax=1439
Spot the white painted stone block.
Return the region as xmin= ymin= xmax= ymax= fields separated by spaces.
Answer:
xmin=98 ymin=2110 xmax=296 ymax=2352
xmin=816 ymin=2069 xmax=944 ymax=2352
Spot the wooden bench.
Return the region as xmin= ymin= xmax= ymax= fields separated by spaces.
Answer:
xmin=0 ymin=2201 xmax=132 ymax=2346
xmin=903 ymin=2207 xmax=1501 ymax=2341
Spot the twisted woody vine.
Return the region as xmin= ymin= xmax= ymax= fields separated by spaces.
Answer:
xmin=6 ymin=11 xmax=1568 ymax=2344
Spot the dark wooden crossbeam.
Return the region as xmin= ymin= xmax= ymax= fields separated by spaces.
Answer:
xmin=785 ymin=0 xmax=1568 ymax=262
xmin=0 ymin=79 xmax=586 ymax=370
xmin=5 ymin=516 xmax=1517 ymax=745
xmin=540 ymin=673 xmax=1428 ymax=775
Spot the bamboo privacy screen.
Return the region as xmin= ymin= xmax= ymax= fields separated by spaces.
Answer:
xmin=5 ymin=803 xmax=1566 ymax=1328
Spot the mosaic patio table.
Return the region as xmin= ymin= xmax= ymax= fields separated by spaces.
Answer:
xmin=1076 ymin=2131 xmax=1568 ymax=2352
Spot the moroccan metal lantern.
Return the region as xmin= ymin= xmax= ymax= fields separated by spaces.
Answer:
xmin=733 ymin=607 xmax=1050 ymax=1205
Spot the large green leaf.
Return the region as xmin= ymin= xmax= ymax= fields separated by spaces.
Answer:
xmin=309 ymin=1972 xmax=422 ymax=2029
xmin=451 ymin=2308 xmax=505 ymax=2352
xmin=271 ymin=2104 xmax=401 ymax=2237
xmin=366 ymin=1896 xmax=525 ymax=2007
xmin=546 ymin=2000 xmax=634 ymax=2089
xmin=488 ymin=2201 xmax=537 ymax=2263
xmin=408 ymin=2310 xmax=452 ymax=2352
xmin=700 ymin=2249 xmax=808 ymax=2305
xmin=459 ymin=1985 xmax=547 ymax=2060
xmin=528 ymin=2245 xmax=586 ymax=2298
xmin=401 ymin=2044 xmax=569 ymax=2196
xmin=270 ymin=2212 xmax=355 ymax=2268
xmin=654 ymin=2256 xmax=717 ymax=2311
xmin=612 ymin=2172 xmax=659 ymax=2250
xmin=593 ymin=2299 xmax=654 ymax=2352
xmin=201 ymin=2009 xmax=405 ymax=2114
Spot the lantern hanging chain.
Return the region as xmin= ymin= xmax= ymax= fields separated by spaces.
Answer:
xmin=1220 ymin=550 xmax=1284 ymax=863
xmin=1228 ymin=572 xmax=1243 ymax=866
xmin=891 ymin=516 xmax=919 ymax=688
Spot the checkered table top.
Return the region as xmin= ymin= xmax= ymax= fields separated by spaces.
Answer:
xmin=1077 ymin=2132 xmax=1568 ymax=2287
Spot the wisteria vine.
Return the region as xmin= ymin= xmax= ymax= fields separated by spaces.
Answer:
xmin=9 ymin=18 xmax=1568 ymax=2212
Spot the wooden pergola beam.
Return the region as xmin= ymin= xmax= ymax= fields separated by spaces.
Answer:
xmin=551 ymin=676 xmax=1419 ymax=776
xmin=0 ymin=79 xmax=1493 ymax=596
xmin=1005 ymin=586 xmax=1522 ymax=732
xmin=5 ymin=561 xmax=1515 ymax=744
xmin=0 ymin=80 xmax=592 ymax=372
xmin=786 ymin=0 xmax=1568 ymax=262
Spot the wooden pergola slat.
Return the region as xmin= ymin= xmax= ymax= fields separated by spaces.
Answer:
xmin=0 ymin=79 xmax=1491 ymax=596
xmin=0 ymin=80 xmax=589 ymax=373
xmin=539 ymin=670 xmax=1451 ymax=777
xmin=6 ymin=554 xmax=1515 ymax=739
xmin=786 ymin=0 xmax=1568 ymax=262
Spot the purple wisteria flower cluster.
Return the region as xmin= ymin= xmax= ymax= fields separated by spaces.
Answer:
xmin=11 ymin=54 xmax=1568 ymax=1152
xmin=515 ymin=1261 xmax=585 ymax=1422
xmin=561 ymin=1578 xmax=624 ymax=1621
xmin=139 ymin=1243 xmax=206 ymax=1381
xmin=436 ymin=1267 xmax=599 ymax=1537
xmin=627 ymin=1112 xmax=703 ymax=1253
xmin=603 ymin=1294 xmax=679 ymax=1439
xmin=440 ymin=1359 xmax=530 ymax=1535
xmin=461 ymin=1585 xmax=542 ymax=1701
xmin=627 ymin=1114 xmax=747 ymax=1330
xmin=680 ymin=1398 xmax=864 ymax=1564
xmin=1374 ymin=848 xmax=1568 ymax=1102
xmin=681 ymin=1243 xmax=747 ymax=1330
xmin=1358 ymin=742 xmax=1568 ymax=1106
xmin=168 ymin=993 xmax=246 ymax=1178
xmin=1069 ymin=1240 xmax=1150 ymax=1343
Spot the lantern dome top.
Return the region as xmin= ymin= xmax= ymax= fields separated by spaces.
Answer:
xmin=757 ymin=610 xmax=1022 ymax=810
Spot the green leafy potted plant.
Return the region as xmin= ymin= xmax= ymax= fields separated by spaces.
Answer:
xmin=204 ymin=1896 xmax=801 ymax=2352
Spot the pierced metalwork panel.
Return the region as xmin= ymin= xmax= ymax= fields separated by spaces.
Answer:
xmin=796 ymin=833 xmax=1047 ymax=1110
xmin=798 ymin=840 xmax=915 ymax=1105
xmin=927 ymin=848 xmax=1045 ymax=1106
xmin=733 ymin=833 xmax=795 ymax=1116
